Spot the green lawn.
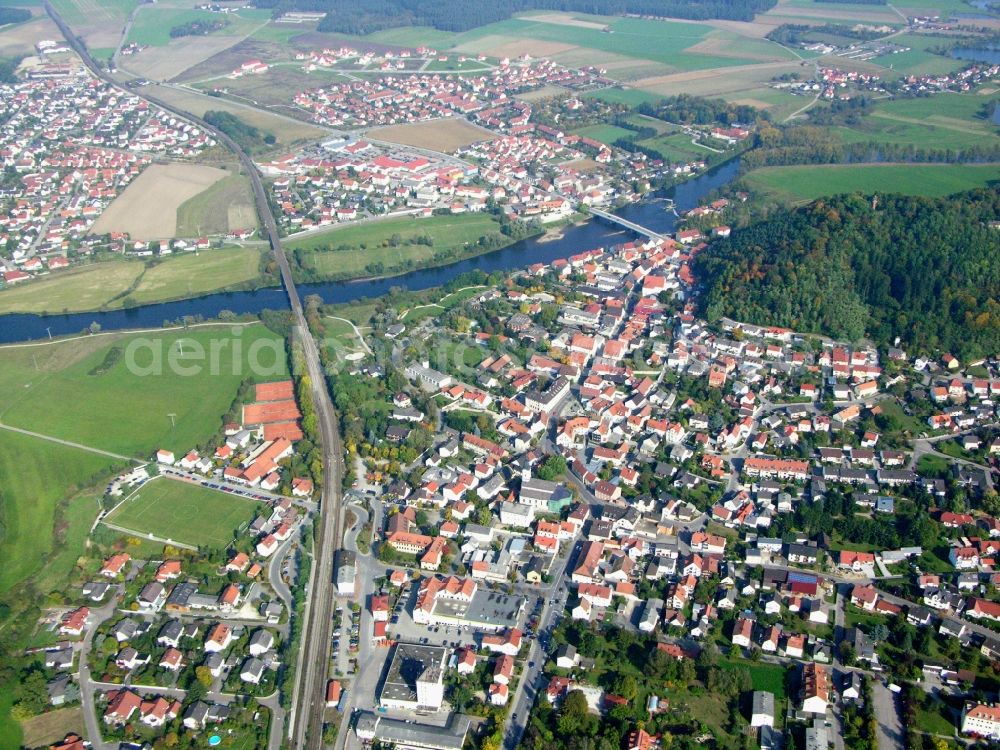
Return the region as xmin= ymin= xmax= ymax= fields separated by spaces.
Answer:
xmin=0 ymin=431 xmax=121 ymax=595
xmin=636 ymin=132 xmax=717 ymax=163
xmin=0 ymin=325 xmax=287 ymax=457
xmin=916 ymin=704 xmax=956 ymax=736
xmin=105 ymin=476 xmax=264 ymax=548
xmin=743 ymin=163 xmax=1000 ymax=202
xmin=583 ymin=87 xmax=664 ymax=107
xmin=288 ymin=213 xmax=506 ymax=278
xmin=128 ymin=247 xmax=264 ymax=306
xmin=721 ymin=658 xmax=788 ymax=699
xmin=0 ymin=248 xmax=266 ymax=314
xmin=571 ymin=123 xmax=634 ymax=145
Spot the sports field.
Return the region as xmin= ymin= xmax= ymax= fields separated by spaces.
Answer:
xmin=93 ymin=163 xmax=230 ymax=241
xmin=0 ymin=325 xmax=288 ymax=457
xmin=287 ymin=212 xmax=505 ymax=278
xmin=743 ymin=163 xmax=1000 ymax=202
xmin=105 ymin=476 xmax=264 ymax=548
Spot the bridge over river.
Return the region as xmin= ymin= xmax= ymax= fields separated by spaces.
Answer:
xmin=588 ymin=207 xmax=666 ymax=240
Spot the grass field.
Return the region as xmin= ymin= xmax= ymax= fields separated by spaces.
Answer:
xmin=105 ymin=476 xmax=264 ymax=548
xmin=0 ymin=325 xmax=287 ymax=457
xmin=637 ymin=131 xmax=721 ymax=163
xmin=176 ymin=172 xmax=259 ymax=237
xmin=0 ymin=262 xmax=143 ymax=314
xmin=583 ymin=87 xmax=664 ymax=107
xmin=287 ymin=213 xmax=504 ymax=278
xmin=128 ymin=246 xmax=265 ymax=305
xmin=0 ymin=247 xmax=265 ymax=314
xmin=0 ymin=430 xmax=121 ymax=595
xmin=870 ymin=33 xmax=966 ymax=77
xmin=571 ymin=123 xmax=634 ymax=145
xmin=743 ymin=163 xmax=1000 ymax=201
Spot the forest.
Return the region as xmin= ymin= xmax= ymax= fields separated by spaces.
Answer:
xmin=694 ymin=189 xmax=1000 ymax=358
xmin=250 ymin=0 xmax=777 ymax=33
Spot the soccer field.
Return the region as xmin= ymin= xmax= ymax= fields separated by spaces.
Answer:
xmin=105 ymin=476 xmax=265 ymax=549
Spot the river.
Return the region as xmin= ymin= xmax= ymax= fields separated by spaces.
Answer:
xmin=0 ymin=159 xmax=740 ymax=344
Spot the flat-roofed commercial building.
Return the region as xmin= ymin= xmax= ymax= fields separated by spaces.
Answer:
xmin=378 ymin=643 xmax=448 ymax=712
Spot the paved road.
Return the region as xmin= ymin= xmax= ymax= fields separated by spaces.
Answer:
xmin=503 ymin=544 xmax=575 ymax=750
xmin=872 ymin=680 xmax=905 ymax=750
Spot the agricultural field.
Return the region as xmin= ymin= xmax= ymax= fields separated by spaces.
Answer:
xmin=288 ymin=212 xmax=504 ymax=279
xmin=368 ymin=118 xmax=496 ymax=152
xmin=49 ymin=0 xmax=137 ymax=48
xmin=104 ymin=476 xmax=264 ymax=548
xmin=92 ymin=163 xmax=230 ymax=240
xmin=147 ymin=83 xmax=327 ymax=145
xmin=0 ymin=14 xmax=60 ymax=57
xmin=0 ymin=324 xmax=287 ymax=457
xmin=0 ymin=429 xmax=121 ymax=596
xmin=743 ymin=163 xmax=1000 ymax=202
xmin=125 ymin=5 xmax=271 ymax=48
xmin=448 ymin=15 xmax=774 ymax=71
xmin=192 ymin=65 xmax=352 ymax=106
xmin=762 ymin=0 xmax=906 ymax=27
xmin=832 ymin=92 xmax=1000 ymax=150
xmin=176 ymin=171 xmax=259 ymax=237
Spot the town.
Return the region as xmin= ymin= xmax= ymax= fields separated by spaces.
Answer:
xmin=2 ymin=2 xmax=1000 ymax=750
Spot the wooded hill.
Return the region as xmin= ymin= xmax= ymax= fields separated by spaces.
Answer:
xmin=693 ymin=190 xmax=1000 ymax=359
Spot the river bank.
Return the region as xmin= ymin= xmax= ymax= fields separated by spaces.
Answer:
xmin=0 ymin=159 xmax=741 ymax=344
